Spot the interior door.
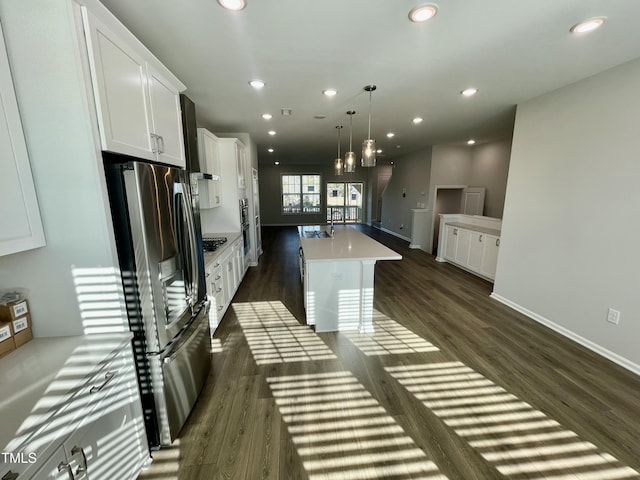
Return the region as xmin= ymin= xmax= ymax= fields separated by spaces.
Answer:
xmin=461 ymin=187 xmax=485 ymax=215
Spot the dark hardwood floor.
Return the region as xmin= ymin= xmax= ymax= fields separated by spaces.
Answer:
xmin=139 ymin=225 xmax=640 ymax=480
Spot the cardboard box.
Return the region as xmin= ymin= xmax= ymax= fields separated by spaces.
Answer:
xmin=0 ymin=298 xmax=29 ymax=322
xmin=12 ymin=314 xmax=32 ymax=348
xmin=0 ymin=321 xmax=16 ymax=358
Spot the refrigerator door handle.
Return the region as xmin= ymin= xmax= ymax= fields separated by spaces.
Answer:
xmin=163 ymin=314 xmax=207 ymax=364
xmin=173 ymin=182 xmax=199 ymax=310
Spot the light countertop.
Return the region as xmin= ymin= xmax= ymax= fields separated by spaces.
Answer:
xmin=0 ymin=333 xmax=132 ymax=453
xmin=447 ymin=222 xmax=501 ymax=237
xmin=299 ymin=225 xmax=402 ymax=262
xmin=203 ymin=231 xmax=241 ymax=268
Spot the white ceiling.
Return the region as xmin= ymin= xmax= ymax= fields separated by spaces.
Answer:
xmin=98 ymin=0 xmax=640 ymax=165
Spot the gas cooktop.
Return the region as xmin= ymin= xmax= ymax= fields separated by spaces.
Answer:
xmin=202 ymin=236 xmax=227 ymax=252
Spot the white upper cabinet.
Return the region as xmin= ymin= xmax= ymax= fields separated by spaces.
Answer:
xmin=81 ymin=7 xmax=186 ymax=168
xmin=197 ymin=128 xmax=221 ymax=208
xmin=0 ymin=23 xmax=45 ymax=257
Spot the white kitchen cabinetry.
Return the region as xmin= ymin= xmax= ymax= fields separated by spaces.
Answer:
xmin=81 ymin=7 xmax=186 ymax=168
xmin=197 ymin=129 xmax=221 ymax=208
xmin=480 ymin=234 xmax=500 ymax=279
xmin=204 ymin=235 xmax=244 ymax=334
xmin=0 ymin=336 xmax=149 ymax=480
xmin=0 ymin=23 xmax=46 ymax=257
xmin=439 ymin=221 xmax=500 ymax=282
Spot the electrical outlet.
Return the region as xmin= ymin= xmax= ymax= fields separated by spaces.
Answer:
xmin=606 ymin=308 xmax=621 ymax=325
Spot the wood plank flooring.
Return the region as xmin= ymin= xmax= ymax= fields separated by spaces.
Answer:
xmin=138 ymin=225 xmax=640 ymax=480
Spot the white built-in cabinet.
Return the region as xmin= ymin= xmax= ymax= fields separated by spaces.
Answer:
xmin=0 ymin=23 xmax=46 ymax=257
xmin=197 ymin=128 xmax=221 ymax=208
xmin=205 ymin=236 xmax=244 ymax=333
xmin=441 ymin=222 xmax=500 ymax=282
xmin=81 ymin=7 xmax=186 ymax=168
xmin=0 ymin=336 xmax=149 ymax=480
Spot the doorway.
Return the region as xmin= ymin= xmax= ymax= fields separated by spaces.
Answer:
xmin=326 ymin=182 xmax=364 ymax=223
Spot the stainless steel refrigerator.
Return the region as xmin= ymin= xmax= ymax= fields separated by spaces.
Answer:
xmin=104 ymin=154 xmax=211 ymax=447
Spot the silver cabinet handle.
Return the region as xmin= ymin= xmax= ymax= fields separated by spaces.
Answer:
xmin=479 ymin=234 xmax=483 ymax=242
xmin=496 ymin=238 xmax=500 ymax=246
xmin=58 ymin=462 xmax=74 ymax=480
xmin=217 ymin=305 xmax=224 ymax=311
xmin=215 ymin=275 xmax=221 ymax=280
xmin=2 ymin=471 xmax=19 ymax=480
xmin=157 ymin=135 xmax=165 ymax=153
xmin=453 ymin=228 xmax=458 ymax=235
xmin=71 ymin=446 xmax=88 ymax=474
xmin=215 ymin=288 xmax=222 ymax=293
xmin=90 ymin=371 xmax=116 ymax=394
xmin=150 ymin=133 xmax=158 ymax=153
xmin=214 ymin=262 xmax=220 ymax=268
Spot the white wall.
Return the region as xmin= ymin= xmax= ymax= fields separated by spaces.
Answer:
xmin=0 ymin=0 xmax=125 ymax=336
xmin=469 ymin=140 xmax=512 ymax=219
xmin=493 ymin=58 xmax=640 ymax=372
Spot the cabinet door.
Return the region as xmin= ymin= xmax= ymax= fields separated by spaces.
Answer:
xmin=81 ymin=8 xmax=155 ymax=161
xmin=147 ymin=64 xmax=186 ymax=168
xmin=236 ymin=142 xmax=246 ymax=189
xmin=481 ymin=235 xmax=500 ymax=280
xmin=467 ymin=231 xmax=484 ymax=272
xmin=443 ymin=225 xmax=457 ymax=261
xmin=198 ymin=130 xmax=221 ymax=208
xmin=0 ymin=24 xmax=46 ymax=256
xmin=29 ymin=446 xmax=74 ymax=480
xmin=454 ymin=228 xmax=470 ymax=265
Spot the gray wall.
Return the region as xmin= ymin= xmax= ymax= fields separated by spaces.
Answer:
xmin=494 ymin=57 xmax=640 ymax=371
xmin=380 ymin=149 xmax=432 ymax=238
xmin=424 ymin=140 xmax=512 ymax=252
xmin=258 ymin=163 xmax=375 ymax=226
xmin=469 ymin=139 xmax=512 ymax=218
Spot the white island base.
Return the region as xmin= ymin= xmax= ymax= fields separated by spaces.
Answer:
xmin=299 ymin=226 xmax=401 ymax=333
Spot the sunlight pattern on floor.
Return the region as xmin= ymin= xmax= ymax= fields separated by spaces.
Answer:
xmin=385 ymin=362 xmax=640 ymax=480
xmin=267 ymin=371 xmax=449 ymax=480
xmin=342 ymin=311 xmax=439 ymax=356
xmin=234 ymin=301 xmax=336 ymax=365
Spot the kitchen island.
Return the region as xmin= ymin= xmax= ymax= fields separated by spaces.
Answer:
xmin=299 ymin=225 xmax=401 ymax=332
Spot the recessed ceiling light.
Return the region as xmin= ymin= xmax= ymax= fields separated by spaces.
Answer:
xmin=274 ymin=161 xmax=280 ymax=165
xmin=408 ymin=4 xmax=438 ymax=23
xmin=376 ymin=149 xmax=383 ymax=154
xmin=217 ymin=0 xmax=246 ymax=11
xmin=386 ymin=132 xmax=395 ymax=138
xmin=412 ymin=117 xmax=423 ymax=124
xmin=261 ymin=113 xmax=272 ymax=120
xmin=461 ymin=87 xmax=478 ymax=97
xmin=314 ymin=115 xmax=327 ymax=120
xmin=267 ymin=148 xmax=274 ymax=153
xmin=570 ymin=17 xmax=606 ymax=34
xmin=268 ymin=130 xmax=276 ymax=136
xmin=249 ymin=79 xmax=265 ymax=89
xmin=323 ymin=89 xmax=338 ymax=97
xmin=467 ymin=139 xmax=476 ymax=145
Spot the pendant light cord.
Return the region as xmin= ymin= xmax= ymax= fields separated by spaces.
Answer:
xmin=367 ymin=88 xmax=372 ymax=139
xmin=349 ymin=113 xmax=353 ymax=151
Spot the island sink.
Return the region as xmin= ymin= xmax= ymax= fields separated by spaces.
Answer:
xmin=298 ymin=225 xmax=402 ymax=332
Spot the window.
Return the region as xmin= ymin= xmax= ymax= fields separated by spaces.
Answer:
xmin=282 ymin=174 xmax=321 ymax=214
xmin=326 ymin=182 xmax=364 ymax=223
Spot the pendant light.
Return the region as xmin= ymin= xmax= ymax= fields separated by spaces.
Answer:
xmin=344 ymin=111 xmax=356 ymax=173
xmin=361 ymin=84 xmax=377 ymax=167
xmin=334 ymin=125 xmax=344 ymax=176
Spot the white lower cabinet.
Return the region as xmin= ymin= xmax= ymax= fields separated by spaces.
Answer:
xmin=205 ymin=236 xmax=245 ymax=334
xmin=441 ymin=224 xmax=500 ymax=282
xmin=1 ymin=338 xmax=148 ymax=480
xmin=480 ymin=234 xmax=500 ymax=279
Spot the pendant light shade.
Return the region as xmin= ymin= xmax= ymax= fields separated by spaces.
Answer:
xmin=361 ymin=85 xmax=377 ymax=167
xmin=334 ymin=125 xmax=343 ymax=176
xmin=344 ymin=111 xmax=356 ymax=173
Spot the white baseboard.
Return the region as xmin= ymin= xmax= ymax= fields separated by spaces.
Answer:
xmin=380 ymin=227 xmax=411 ymax=242
xmin=490 ymin=293 xmax=640 ymax=377
xmin=409 ymin=244 xmax=421 ymax=249
xmin=435 ymin=256 xmax=446 ymax=263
